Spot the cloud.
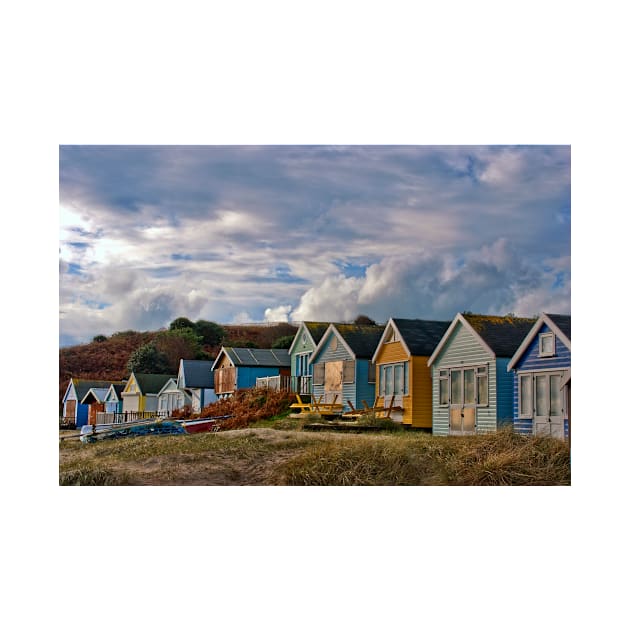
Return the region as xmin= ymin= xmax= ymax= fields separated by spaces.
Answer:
xmin=264 ymin=305 xmax=292 ymax=322
xmin=59 ymin=146 xmax=570 ymax=345
xmin=283 ymin=239 xmax=568 ymax=323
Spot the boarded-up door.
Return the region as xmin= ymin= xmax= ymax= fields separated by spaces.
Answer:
xmin=65 ymin=399 xmax=76 ymax=420
xmin=88 ymin=402 xmax=105 ymax=425
xmin=324 ymin=361 xmax=343 ymax=404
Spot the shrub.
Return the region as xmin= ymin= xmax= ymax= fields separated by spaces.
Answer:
xmin=186 ymin=388 xmax=297 ymax=430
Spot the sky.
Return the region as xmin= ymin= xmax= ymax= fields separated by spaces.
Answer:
xmin=59 ymin=145 xmax=570 ymax=346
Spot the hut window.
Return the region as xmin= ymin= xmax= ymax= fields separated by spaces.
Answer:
xmin=313 ymin=364 xmax=325 ymax=386
xmin=379 ymin=362 xmax=409 ymax=396
xmin=342 ymin=360 xmax=356 ymax=384
xmin=476 ymin=366 xmax=488 ymax=406
xmin=451 ymin=370 xmax=463 ymax=405
xmin=384 ymin=328 xmax=399 ymax=343
xmin=464 ymin=369 xmax=475 ymax=404
xmin=539 ymin=332 xmax=555 ymax=357
xmin=438 ymin=370 xmax=449 ymax=405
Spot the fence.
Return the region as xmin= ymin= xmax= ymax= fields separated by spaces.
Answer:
xmin=291 ymin=375 xmax=312 ymax=395
xmin=255 ymin=375 xmax=292 ymax=391
xmin=95 ymin=410 xmax=170 ymax=425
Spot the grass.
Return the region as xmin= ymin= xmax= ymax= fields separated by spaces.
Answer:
xmin=275 ymin=429 xmax=570 ymax=485
xmin=60 ymin=426 xmax=570 ymax=486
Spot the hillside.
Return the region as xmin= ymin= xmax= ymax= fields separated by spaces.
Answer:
xmin=59 ymin=322 xmax=298 ymax=407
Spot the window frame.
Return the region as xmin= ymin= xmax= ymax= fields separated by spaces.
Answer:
xmin=518 ymin=373 xmax=533 ymax=418
xmin=342 ymin=360 xmax=356 ymax=384
xmin=438 ymin=369 xmax=449 ymax=406
xmin=378 ymin=360 xmax=409 ymax=397
xmin=539 ymin=332 xmax=555 ymax=357
xmin=313 ymin=363 xmax=325 ymax=386
xmin=439 ymin=364 xmax=490 ymax=408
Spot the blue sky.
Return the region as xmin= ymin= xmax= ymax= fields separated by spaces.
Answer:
xmin=59 ymin=145 xmax=570 ymax=346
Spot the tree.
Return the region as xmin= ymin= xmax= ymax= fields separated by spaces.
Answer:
xmin=154 ymin=328 xmax=203 ymax=372
xmin=271 ymin=335 xmax=295 ymax=349
xmin=126 ymin=343 xmax=171 ymax=375
xmin=92 ymin=334 xmax=107 ymax=343
xmin=195 ymin=320 xmax=226 ymax=346
xmin=169 ymin=317 xmax=196 ymax=331
xmin=354 ymin=314 xmax=376 ymax=325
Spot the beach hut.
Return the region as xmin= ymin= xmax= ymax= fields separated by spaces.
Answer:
xmin=507 ymin=314 xmax=571 ymax=439
xmin=372 ymin=318 xmax=450 ymax=426
xmin=61 ymin=378 xmax=119 ymax=427
xmin=80 ymin=386 xmax=110 ymax=426
xmin=288 ymin=322 xmax=330 ymax=396
xmin=157 ymin=377 xmax=192 ymax=415
xmin=211 ymin=347 xmax=291 ymax=398
xmin=177 ymin=359 xmax=217 ymax=412
xmin=427 ymin=313 xmax=536 ymax=435
xmin=104 ymin=383 xmax=125 ymax=414
xmin=121 ymin=372 xmax=176 ymax=415
xmin=309 ymin=323 xmax=385 ymax=412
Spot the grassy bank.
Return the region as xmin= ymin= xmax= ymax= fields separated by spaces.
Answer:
xmin=59 ymin=426 xmax=570 ymax=486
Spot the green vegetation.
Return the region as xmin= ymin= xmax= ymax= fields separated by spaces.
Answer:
xmin=194 ymin=320 xmax=226 ymax=346
xmin=126 ymin=343 xmax=171 ymax=374
xmin=271 ymin=335 xmax=295 ymax=349
xmin=60 ymin=424 xmax=570 ymax=486
xmin=276 ymin=429 xmax=570 ymax=485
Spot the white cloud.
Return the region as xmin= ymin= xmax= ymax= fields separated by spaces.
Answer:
xmin=264 ymin=304 xmax=292 ymax=322
xmin=277 ymin=239 xmax=569 ymax=324
xmin=478 ymin=149 xmax=524 ymax=185
xmin=59 ymin=146 xmax=570 ymax=344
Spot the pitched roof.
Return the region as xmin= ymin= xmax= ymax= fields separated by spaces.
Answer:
xmin=105 ymin=383 xmax=126 ymax=401
xmin=462 ymin=313 xmax=537 ymax=357
xmin=391 ymin=318 xmax=451 ymax=356
xmin=304 ymin=322 xmax=331 ymax=345
xmin=546 ymin=314 xmax=571 ymax=340
xmin=331 ymin=324 xmax=386 ymax=359
xmin=80 ymin=387 xmax=110 ymax=404
xmin=507 ymin=313 xmax=571 ymax=371
xmin=132 ymin=373 xmax=177 ymax=395
xmin=288 ymin=321 xmax=335 ymax=355
xmin=179 ymin=360 xmax=215 ymax=388
xmin=216 ymin=347 xmax=291 ymax=368
xmin=72 ymin=379 xmax=124 ymax=400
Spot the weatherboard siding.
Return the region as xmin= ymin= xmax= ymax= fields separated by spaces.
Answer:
xmin=310 ymin=333 xmax=373 ymax=411
xmin=355 ymin=360 xmax=376 ymax=411
xmin=379 ymin=341 xmax=408 ymax=364
xmin=496 ymin=358 xmax=514 ymax=426
xmin=431 ymin=322 xmax=496 ymax=436
xmin=512 ymin=323 xmax=571 ymax=434
xmin=375 ymin=340 xmax=412 ymax=424
xmin=238 ymin=366 xmax=288 ymax=390
xmin=513 ymin=324 xmax=571 ymax=373
xmin=291 ymin=328 xmax=317 ymax=377
xmin=411 ymin=356 xmax=432 ymax=428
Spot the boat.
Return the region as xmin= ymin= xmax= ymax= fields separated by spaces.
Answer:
xmin=181 ymin=415 xmax=231 ymax=434
xmin=78 ymin=415 xmax=233 ymax=442
xmin=79 ymin=418 xmax=185 ymax=443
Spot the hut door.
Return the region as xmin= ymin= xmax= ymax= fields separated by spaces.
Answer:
xmin=449 ymin=368 xmax=476 ymax=434
xmin=533 ymin=372 xmax=564 ymax=438
xmin=65 ymin=399 xmax=76 ymax=420
xmin=324 ymin=361 xmax=343 ymax=404
xmin=296 ymin=353 xmax=311 ymax=395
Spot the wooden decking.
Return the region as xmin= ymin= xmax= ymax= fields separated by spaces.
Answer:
xmin=341 ymin=396 xmax=403 ymax=420
xmin=289 ymin=394 xmax=344 ymax=418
